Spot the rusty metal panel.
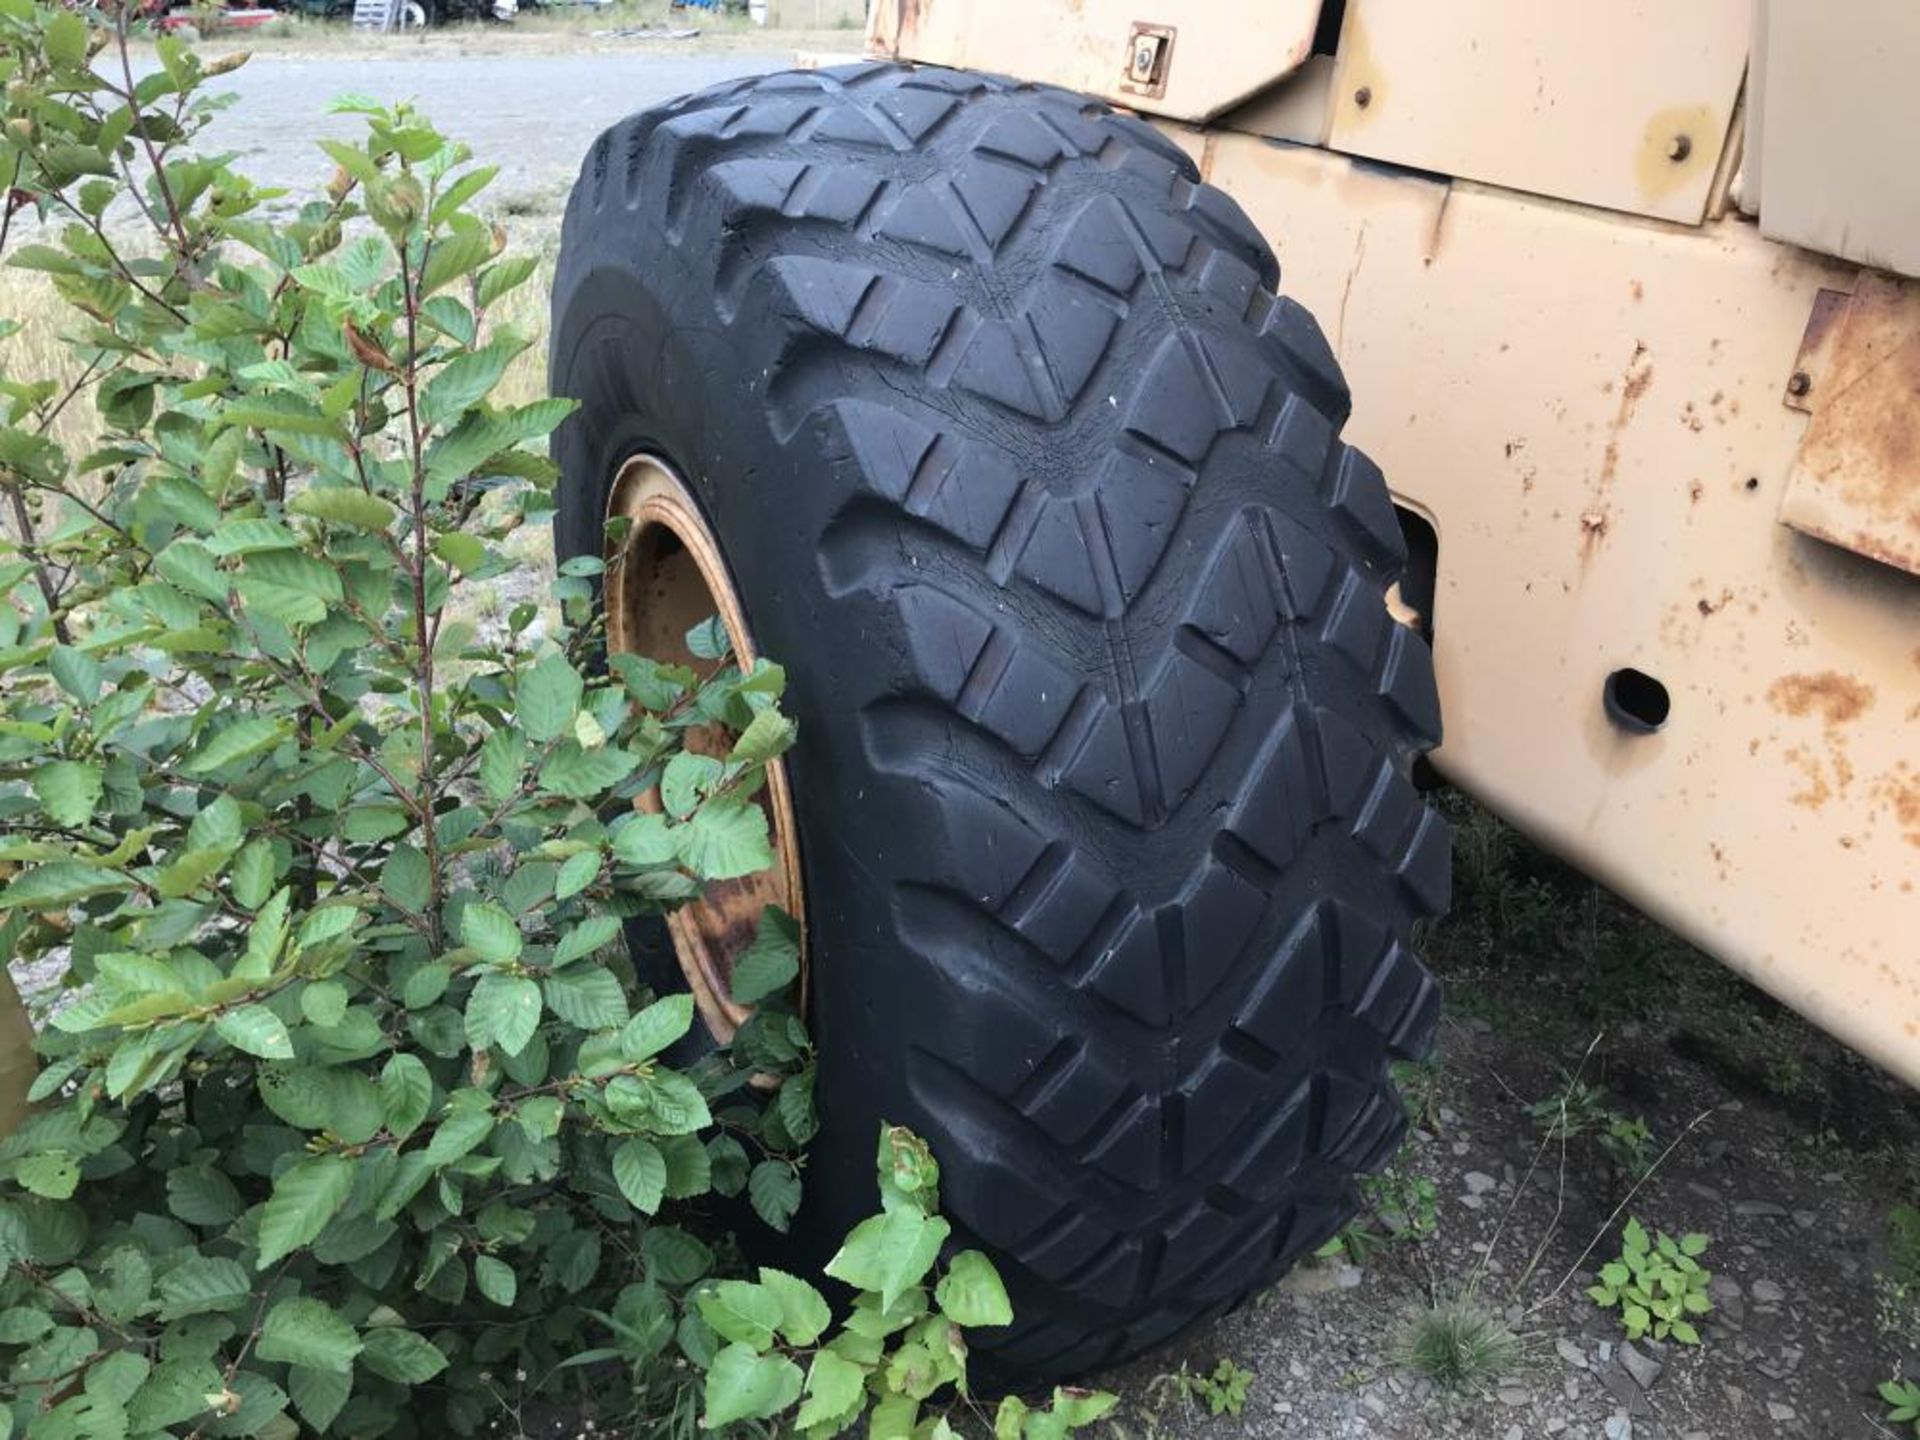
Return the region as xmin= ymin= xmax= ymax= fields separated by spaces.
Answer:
xmin=866 ymin=0 xmax=1322 ymax=123
xmin=1186 ymin=129 xmax=1920 ymax=1082
xmin=1750 ymin=0 xmax=1920 ymax=278
xmin=1325 ymin=0 xmax=1750 ymax=225
xmin=1779 ymin=273 xmax=1920 ymax=576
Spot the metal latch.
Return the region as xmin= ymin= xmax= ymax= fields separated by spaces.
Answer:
xmin=1122 ymin=23 xmax=1175 ymax=100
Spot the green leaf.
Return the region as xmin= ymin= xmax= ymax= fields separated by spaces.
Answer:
xmin=257 ymin=1298 xmax=362 ymax=1374
xmin=402 ymin=962 xmax=451 ymax=1009
xmin=476 ymin=254 xmax=539 ymax=308
xmin=611 ymin=812 xmax=676 ymax=867
xmin=466 ymin=972 xmax=542 ymax=1056
xmin=421 ymin=340 xmax=519 ymax=426
xmin=935 ymin=1250 xmax=1013 ymax=1327
xmin=479 ymin=727 xmax=525 ymax=801
xmin=49 ymin=645 xmax=102 ymax=703
xmin=432 ymin=530 xmax=488 ymax=575
xmin=379 ymin=1052 xmax=434 ymax=1139
xmin=679 ymin=799 xmax=772 ymax=881
xmin=156 ymin=1256 xmax=252 ymax=1319
xmin=206 ymin=517 xmax=300 ymax=556
xmin=555 ymin=848 xmax=601 ymax=901
xmin=231 ymin=839 xmax=277 ymax=910
xmin=553 ymin=913 xmax=622 ymax=968
xmin=0 ymin=860 xmax=131 ymax=910
xmin=461 ymin=901 xmax=523 ymax=964
xmin=301 ymin=979 xmax=349 ymax=1028
xmin=359 ymin=1327 xmax=448 ymax=1384
xmin=641 ymin=1227 xmax=713 ymax=1288
xmin=424 ymin=1096 xmax=496 ymax=1165
xmin=183 ymin=717 xmax=286 ymax=774
xmin=14 ymin=1152 xmax=79 ymax=1200
xmin=214 ymin=1004 xmax=294 ymax=1059
xmin=642 ymin=1070 xmax=711 ymax=1136
xmin=826 ymin=1209 xmax=951 ymax=1310
xmin=257 ymin=1155 xmax=355 ymax=1268
xmin=287 ymin=1365 xmax=352 ymax=1434
xmin=474 ymin=1254 xmax=517 ymax=1307
xmin=747 ymin=1161 xmax=801 ymax=1234
xmin=612 ymin=1138 xmax=667 ymax=1215
xmin=758 ymin=1267 xmax=831 ymax=1347
xmin=43 ymin=9 xmax=87 ymax=67
xmin=621 ymin=993 xmax=695 ymax=1061
xmin=289 ymin=486 xmax=397 ymax=532
xmin=730 ymin=908 xmax=799 ymax=1004
xmin=698 ymin=1280 xmax=784 ymax=1351
xmin=685 ymin=616 xmax=731 ymax=661
xmin=517 ymin=652 xmax=583 ymax=743
xmin=730 ymin=707 xmax=794 ymax=765
xmin=166 ymin=1165 xmax=244 ymax=1228
xmin=31 ymin=762 xmax=102 ymax=829
xmin=383 ymin=844 xmax=431 ymax=914
xmin=660 ymin=752 xmax=720 ymax=819
xmin=540 ymin=740 xmax=639 ymax=799
xmin=796 ymin=1350 xmax=864 ymax=1430
xmin=543 ymin=968 xmax=629 ymax=1031
xmin=1678 ymin=1232 xmax=1709 ymax=1257
xmin=702 ymin=1343 xmax=804 ymax=1428
xmin=420 ymin=217 xmax=494 ymax=295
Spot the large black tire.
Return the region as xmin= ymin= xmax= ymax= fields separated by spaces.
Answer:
xmin=550 ymin=63 xmax=1448 ymax=1384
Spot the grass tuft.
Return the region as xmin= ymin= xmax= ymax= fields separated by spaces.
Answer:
xmin=1399 ymin=1296 xmax=1520 ymax=1394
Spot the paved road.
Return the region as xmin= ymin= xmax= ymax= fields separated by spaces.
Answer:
xmin=202 ymin=50 xmax=791 ymax=203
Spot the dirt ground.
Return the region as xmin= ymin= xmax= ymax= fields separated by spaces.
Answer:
xmin=18 ymin=27 xmax=1920 ymax=1440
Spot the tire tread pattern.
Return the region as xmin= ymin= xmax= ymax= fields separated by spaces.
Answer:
xmin=554 ymin=61 xmax=1447 ymax=1383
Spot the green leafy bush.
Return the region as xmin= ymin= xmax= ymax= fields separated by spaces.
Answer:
xmin=1586 ymin=1218 xmax=1713 ymax=1345
xmin=0 ymin=7 xmax=1110 ymax=1436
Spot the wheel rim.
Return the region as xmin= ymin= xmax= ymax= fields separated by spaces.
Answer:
xmin=604 ymin=453 xmax=805 ymax=1041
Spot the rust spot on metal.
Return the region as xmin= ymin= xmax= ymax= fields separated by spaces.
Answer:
xmin=1783 ymin=287 xmax=1850 ymax=413
xmin=1871 ymin=763 xmax=1920 ymax=850
xmin=1767 ymin=670 xmax=1875 ymax=726
xmin=1581 ymin=341 xmax=1651 ymax=562
xmin=1782 ymin=744 xmax=1832 ymax=809
xmin=1778 ymin=273 xmax=1920 ymax=575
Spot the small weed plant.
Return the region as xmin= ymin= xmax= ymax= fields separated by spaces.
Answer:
xmin=1150 ymin=1359 xmax=1252 ymax=1421
xmin=1881 ymin=1377 xmax=1920 ymax=1439
xmin=1398 ymin=1297 xmax=1517 ymax=1396
xmin=1586 ymin=1218 xmax=1712 ymax=1345
xmin=1318 ymin=1166 xmax=1436 ymax=1266
xmin=1526 ymin=1078 xmax=1656 ymax=1180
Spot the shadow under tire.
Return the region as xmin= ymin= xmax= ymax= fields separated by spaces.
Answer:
xmin=549 ymin=61 xmax=1449 ymax=1386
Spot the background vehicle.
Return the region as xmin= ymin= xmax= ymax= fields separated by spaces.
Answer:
xmin=549 ymin=0 xmax=1918 ymax=1387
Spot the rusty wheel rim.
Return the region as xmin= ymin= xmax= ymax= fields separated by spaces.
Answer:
xmin=604 ymin=453 xmax=805 ymax=1042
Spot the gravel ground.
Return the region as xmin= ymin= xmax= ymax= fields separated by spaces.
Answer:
xmin=12 ymin=36 xmax=1920 ymax=1440
xmin=192 ymin=47 xmax=792 ymax=200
